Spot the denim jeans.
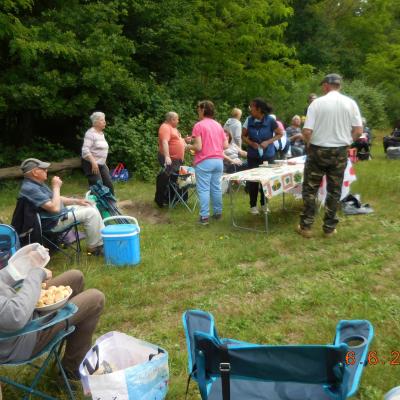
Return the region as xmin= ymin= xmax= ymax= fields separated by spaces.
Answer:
xmin=195 ymin=158 xmax=223 ymax=218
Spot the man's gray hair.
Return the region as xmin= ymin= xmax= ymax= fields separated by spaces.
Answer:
xmin=292 ymin=115 xmax=301 ymax=121
xmin=90 ymin=111 xmax=105 ymax=125
xmin=165 ymin=111 xmax=178 ymax=122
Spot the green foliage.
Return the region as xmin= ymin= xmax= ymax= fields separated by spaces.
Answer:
xmin=363 ymin=43 xmax=400 ymax=125
xmin=0 ymin=1 xmax=148 ymax=143
xmin=342 ymin=80 xmax=388 ymax=128
xmin=0 ymin=137 xmax=74 ymax=168
xmin=106 ymin=115 xmax=159 ymax=181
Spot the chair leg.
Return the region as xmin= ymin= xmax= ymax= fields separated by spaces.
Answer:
xmin=71 ymin=224 xmax=81 ymax=263
xmin=54 ymin=350 xmax=75 ymax=400
xmin=42 ymin=235 xmax=73 ymax=261
xmin=42 ymin=225 xmax=81 ymax=263
xmin=0 ymin=376 xmax=55 ymax=400
xmin=25 ymin=346 xmax=60 ymax=399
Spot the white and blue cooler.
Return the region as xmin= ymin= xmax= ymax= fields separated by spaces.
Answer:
xmin=101 ymin=216 xmax=141 ymax=266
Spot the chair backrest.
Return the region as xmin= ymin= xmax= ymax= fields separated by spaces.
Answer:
xmin=0 ymin=224 xmax=20 ymax=269
xmin=11 ymin=197 xmax=43 ymax=246
xmin=183 ymin=310 xmax=373 ymax=400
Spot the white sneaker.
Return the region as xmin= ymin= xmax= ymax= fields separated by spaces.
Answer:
xmin=261 ymin=204 xmax=270 ymax=213
xmin=250 ymin=206 xmax=259 ymax=215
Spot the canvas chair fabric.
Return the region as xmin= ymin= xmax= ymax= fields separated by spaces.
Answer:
xmin=182 ymin=310 xmax=373 ymax=400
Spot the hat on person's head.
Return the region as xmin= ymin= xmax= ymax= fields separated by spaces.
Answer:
xmin=20 ymin=158 xmax=51 ymax=174
xmin=320 ymin=73 xmax=342 ymax=85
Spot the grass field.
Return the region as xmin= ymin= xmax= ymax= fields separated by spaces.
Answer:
xmin=0 ymin=130 xmax=399 ymax=399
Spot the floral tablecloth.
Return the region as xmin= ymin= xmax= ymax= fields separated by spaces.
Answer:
xmin=222 ymin=159 xmax=356 ymax=201
xmin=222 ymin=163 xmax=304 ymax=199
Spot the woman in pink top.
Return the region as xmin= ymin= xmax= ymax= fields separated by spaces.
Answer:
xmin=187 ymin=101 xmax=228 ymax=225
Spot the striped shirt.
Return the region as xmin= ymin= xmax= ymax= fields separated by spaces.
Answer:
xmin=81 ymin=127 xmax=109 ymax=165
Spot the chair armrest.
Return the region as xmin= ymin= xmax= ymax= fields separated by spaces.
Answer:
xmin=334 ymin=319 xmax=374 ymax=397
xmin=41 ymin=208 xmax=79 ymax=232
xmin=0 ymin=302 xmax=78 ymax=341
xmin=41 ymin=208 xmax=77 ymax=223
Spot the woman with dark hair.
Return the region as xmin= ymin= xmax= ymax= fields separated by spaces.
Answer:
xmin=242 ymin=98 xmax=283 ymax=215
xmin=187 ymin=101 xmax=228 ymax=225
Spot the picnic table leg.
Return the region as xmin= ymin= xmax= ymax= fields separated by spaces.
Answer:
xmin=282 ymin=191 xmax=286 ymax=210
xmin=261 ymin=182 xmax=269 ymax=234
xmin=229 ymin=180 xmax=268 ymax=234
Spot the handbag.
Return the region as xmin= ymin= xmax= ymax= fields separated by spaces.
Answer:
xmin=79 ymin=331 xmax=169 ymax=400
xmin=111 ymin=163 xmax=130 ymax=182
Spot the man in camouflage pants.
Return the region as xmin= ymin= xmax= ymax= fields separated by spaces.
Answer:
xmin=298 ymin=74 xmax=363 ymax=238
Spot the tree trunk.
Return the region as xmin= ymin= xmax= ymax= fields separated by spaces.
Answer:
xmin=0 ymin=157 xmax=81 ymax=180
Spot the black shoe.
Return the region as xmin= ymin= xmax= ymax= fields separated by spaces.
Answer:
xmin=212 ymin=214 xmax=222 ymax=220
xmin=154 ymin=198 xmax=165 ymax=208
xmin=198 ymin=217 xmax=209 ymax=226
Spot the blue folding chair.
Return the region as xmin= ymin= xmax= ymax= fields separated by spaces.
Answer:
xmin=0 ymin=303 xmax=78 ymax=399
xmin=0 ymin=224 xmax=20 ymax=269
xmin=183 ymin=310 xmax=374 ymax=400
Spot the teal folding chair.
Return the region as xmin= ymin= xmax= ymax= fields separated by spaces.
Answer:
xmin=0 ymin=303 xmax=78 ymax=399
xmin=183 ymin=310 xmax=374 ymax=400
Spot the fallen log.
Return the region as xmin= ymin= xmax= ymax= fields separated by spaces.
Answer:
xmin=0 ymin=157 xmax=81 ymax=180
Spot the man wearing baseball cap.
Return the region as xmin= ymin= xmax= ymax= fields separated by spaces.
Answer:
xmin=18 ymin=158 xmax=104 ymax=254
xmin=297 ymin=74 xmax=363 ymax=238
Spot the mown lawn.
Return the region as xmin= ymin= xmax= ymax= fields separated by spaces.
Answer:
xmin=0 ymin=130 xmax=399 ymax=399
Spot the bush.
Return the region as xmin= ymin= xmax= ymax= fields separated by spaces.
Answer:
xmin=342 ymin=79 xmax=388 ymax=128
xmin=106 ymin=115 xmax=159 ymax=181
xmin=0 ymin=138 xmax=75 ymax=168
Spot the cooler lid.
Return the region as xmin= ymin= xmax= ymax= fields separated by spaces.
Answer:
xmin=101 ymin=224 xmax=139 ymax=235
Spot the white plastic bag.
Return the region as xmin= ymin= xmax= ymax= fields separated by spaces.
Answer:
xmin=6 ymin=243 xmax=49 ymax=281
xmin=79 ymin=331 xmax=169 ymax=400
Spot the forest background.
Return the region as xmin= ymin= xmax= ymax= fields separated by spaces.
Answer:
xmin=1 ymin=0 xmax=399 ymax=179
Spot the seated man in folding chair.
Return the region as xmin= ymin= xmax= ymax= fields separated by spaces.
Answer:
xmin=0 ymin=265 xmax=105 ymax=381
xmin=19 ymin=158 xmax=104 ymax=255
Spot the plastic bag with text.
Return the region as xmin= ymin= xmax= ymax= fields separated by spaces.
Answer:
xmin=79 ymin=331 xmax=169 ymax=400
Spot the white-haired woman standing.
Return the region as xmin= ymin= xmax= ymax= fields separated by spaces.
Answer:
xmin=81 ymin=111 xmax=114 ymax=194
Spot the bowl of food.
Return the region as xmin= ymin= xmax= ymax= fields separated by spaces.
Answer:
xmin=35 ymin=285 xmax=72 ymax=313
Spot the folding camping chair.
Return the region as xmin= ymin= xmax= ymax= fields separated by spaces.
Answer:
xmin=39 ymin=208 xmax=82 ymax=261
xmin=0 ymin=303 xmax=78 ymax=399
xmin=0 ymin=224 xmax=20 ymax=269
xmin=183 ymin=310 xmax=374 ymax=400
xmin=88 ymin=182 xmax=121 ymax=218
xmin=11 ymin=197 xmax=82 ymax=261
xmin=168 ymin=172 xmax=197 ymax=212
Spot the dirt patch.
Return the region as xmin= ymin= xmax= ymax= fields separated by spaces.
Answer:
xmin=117 ymin=200 xmax=170 ymax=225
xmin=238 ymin=260 xmax=267 ymax=269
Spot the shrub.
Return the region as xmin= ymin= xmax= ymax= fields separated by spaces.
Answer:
xmin=0 ymin=138 xmax=75 ymax=168
xmin=106 ymin=115 xmax=159 ymax=181
xmin=342 ymin=79 xmax=388 ymax=128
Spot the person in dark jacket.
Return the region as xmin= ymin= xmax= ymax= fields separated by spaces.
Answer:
xmin=242 ymin=98 xmax=283 ymax=215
